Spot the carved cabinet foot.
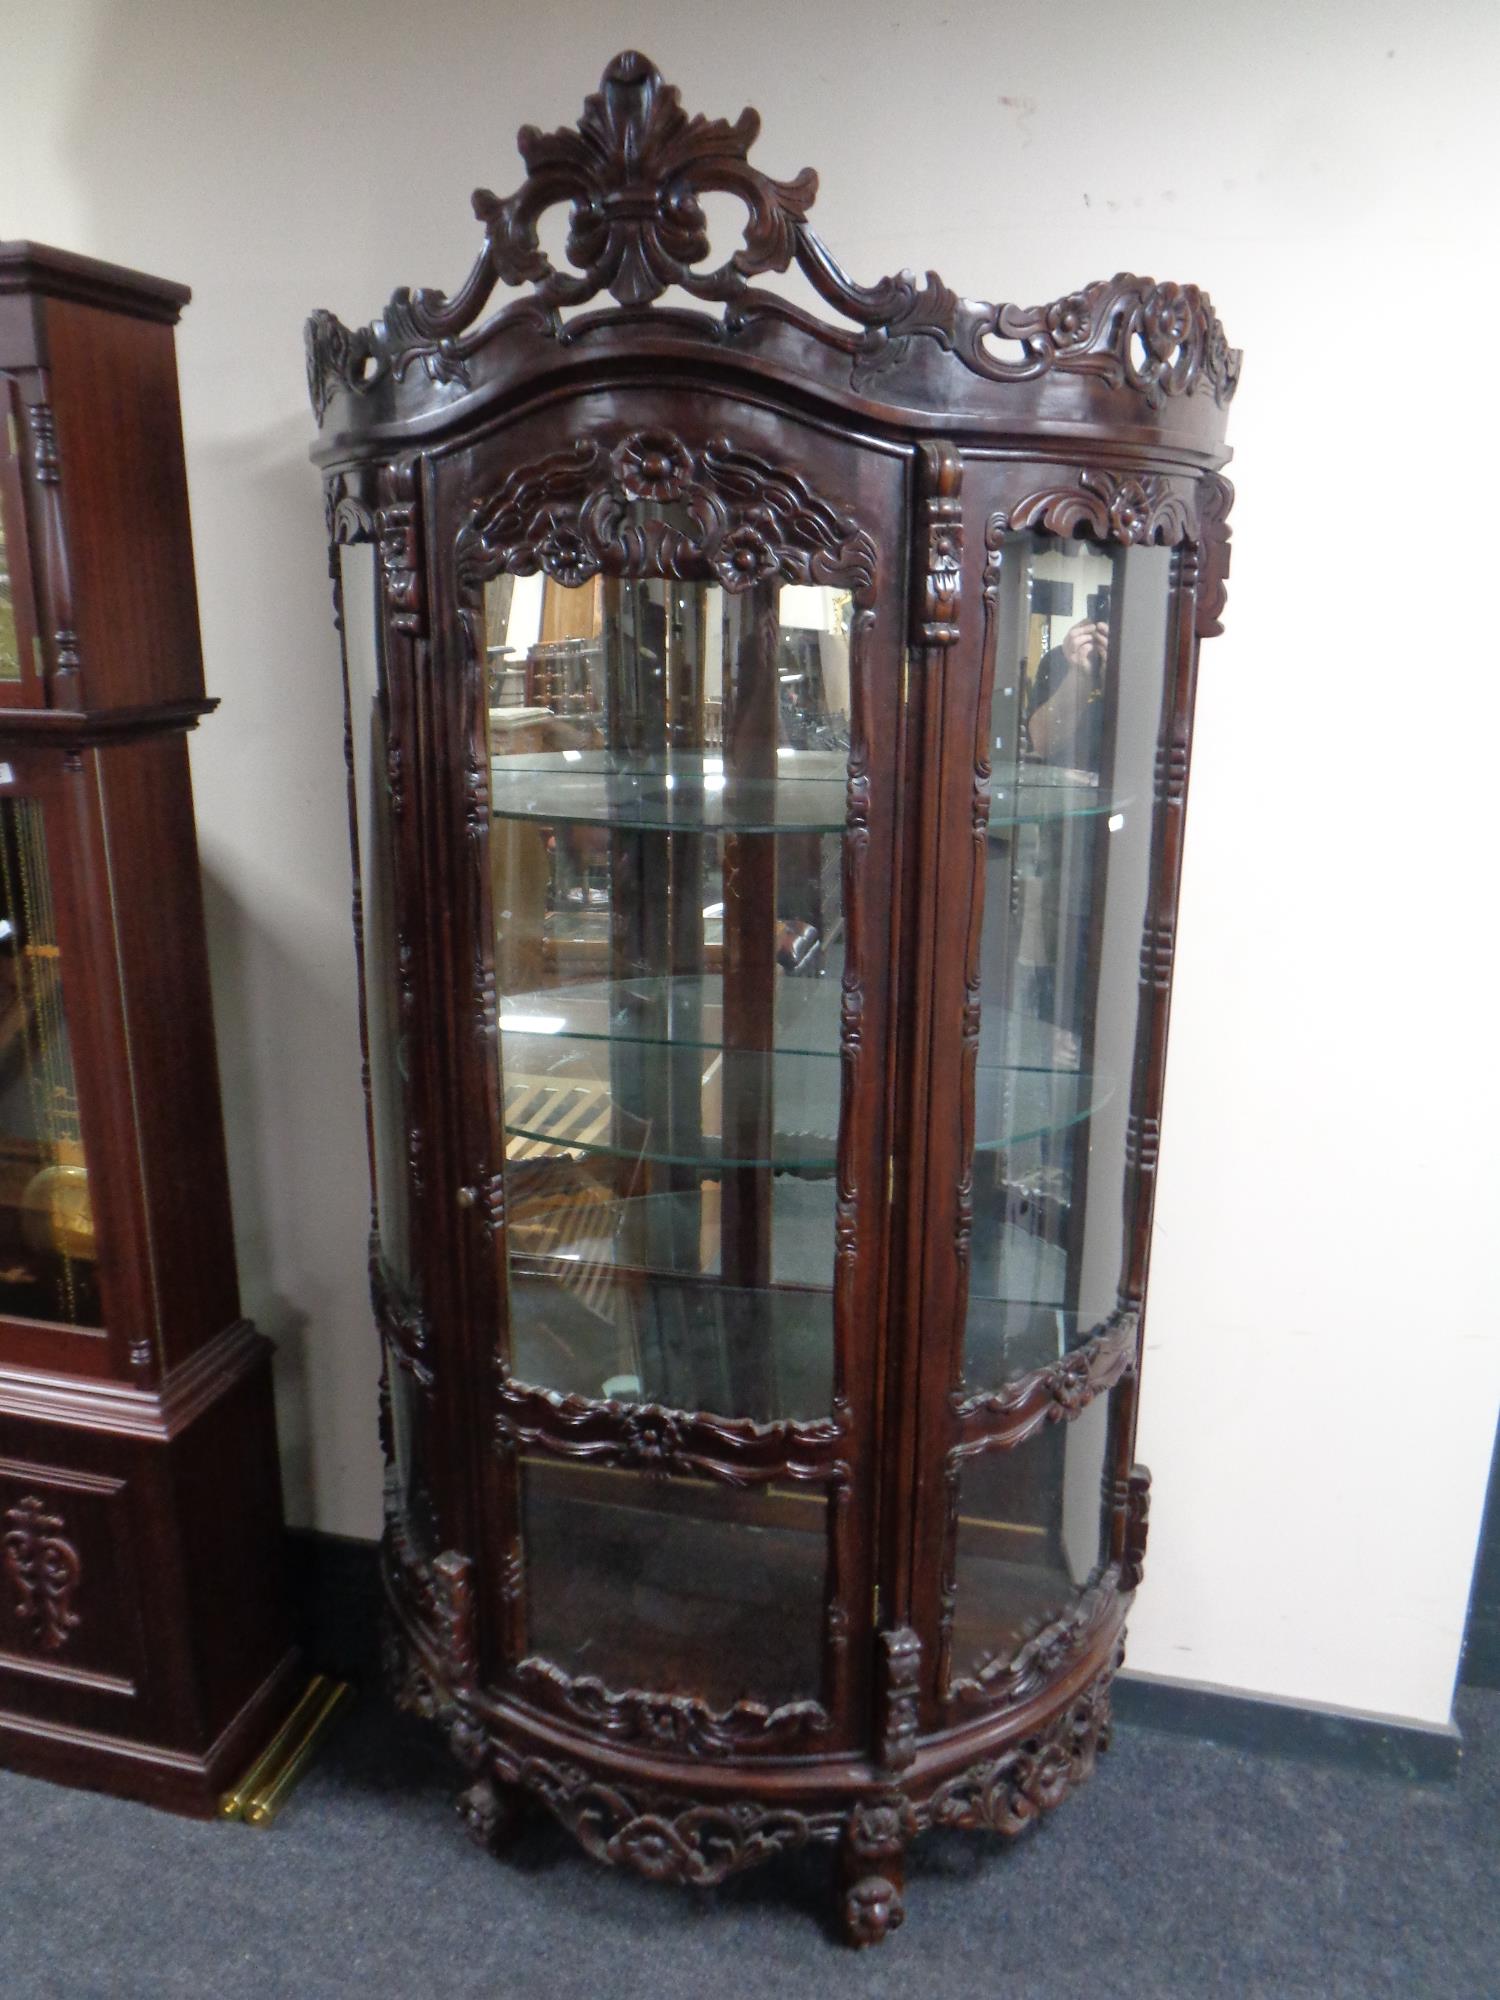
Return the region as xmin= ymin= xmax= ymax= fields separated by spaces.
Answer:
xmin=456 ymin=1774 xmax=525 ymax=1854
xmin=838 ymin=1798 xmax=912 ymax=1947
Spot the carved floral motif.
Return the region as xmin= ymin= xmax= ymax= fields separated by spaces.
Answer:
xmin=996 ymin=467 xmax=1192 ymax=547
xmin=493 ymin=1374 xmax=847 ymax=1486
xmin=2 ymin=1495 xmax=82 ymax=1652
xmin=454 ymin=430 xmax=876 ymax=596
xmin=923 ymin=1666 xmax=1114 ymax=1835
xmin=511 ymin=1655 xmax=828 ymax=1758
xmin=951 ymin=1307 xmax=1138 ymax=1454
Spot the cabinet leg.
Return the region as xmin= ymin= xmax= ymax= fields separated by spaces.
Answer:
xmin=456 ymin=1774 xmax=525 ymax=1855
xmin=838 ymin=1800 xmax=910 ymax=1947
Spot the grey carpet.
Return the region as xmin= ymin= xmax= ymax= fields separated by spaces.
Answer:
xmin=2 ymin=1687 xmax=1495 ymax=1999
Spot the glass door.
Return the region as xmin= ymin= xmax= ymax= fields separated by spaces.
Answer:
xmin=453 ymin=412 xmax=900 ymax=1751
xmin=924 ymin=514 xmax=1179 ymax=1712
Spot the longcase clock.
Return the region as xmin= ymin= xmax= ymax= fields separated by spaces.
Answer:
xmin=0 ymin=242 xmax=298 ymax=1813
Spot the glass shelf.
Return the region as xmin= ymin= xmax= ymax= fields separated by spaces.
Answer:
xmin=500 ymin=980 xmax=1108 ymax=1167
xmin=491 ymin=749 xmax=1124 ymax=835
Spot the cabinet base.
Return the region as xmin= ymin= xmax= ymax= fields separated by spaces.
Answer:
xmin=383 ymin=1542 xmax=1122 ymax=1946
xmin=0 ymin=1645 xmax=302 ymax=1818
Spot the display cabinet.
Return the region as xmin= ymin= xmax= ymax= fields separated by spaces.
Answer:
xmin=0 ymin=242 xmax=298 ymax=1812
xmin=307 ymin=53 xmax=1237 ymax=1942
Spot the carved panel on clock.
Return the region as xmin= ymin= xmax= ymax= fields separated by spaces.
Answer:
xmin=0 ymin=1458 xmax=142 ymax=1698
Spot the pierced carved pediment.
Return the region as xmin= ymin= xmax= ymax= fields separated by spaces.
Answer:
xmin=306 ymin=51 xmax=1241 ymax=426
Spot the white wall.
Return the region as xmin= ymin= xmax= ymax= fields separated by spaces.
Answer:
xmin=3 ymin=0 xmax=1497 ymax=1728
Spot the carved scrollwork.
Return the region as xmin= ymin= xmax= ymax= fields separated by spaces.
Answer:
xmin=876 ymin=1627 xmax=922 ymax=1772
xmin=493 ymin=1374 xmax=846 ymax=1486
xmin=1196 ymin=472 xmax=1235 ymax=637
xmin=518 ymin=1756 xmax=839 ymax=1886
xmin=454 ymin=430 xmax=876 ymax=598
xmin=431 ymin=1549 xmax=478 ymax=1689
xmin=2 ymin=1495 xmax=82 ymax=1652
xmin=376 ymin=463 xmax=424 ymax=638
xmin=912 ymin=442 xmax=962 ymax=647
xmin=996 ymin=467 xmax=1192 ymax=547
xmin=511 ymin=1655 xmax=829 ymax=1758
xmin=948 ymin=1571 xmax=1120 ymax=1710
xmin=371 ymin=1249 xmax=433 ymax=1388
xmin=1119 ymin=1463 xmax=1152 ymax=1590
xmin=919 ymin=1662 xmax=1114 ymax=1836
xmin=951 ymin=1306 xmax=1138 ymax=1457
xmin=304 ymin=54 xmax=1238 ymax=426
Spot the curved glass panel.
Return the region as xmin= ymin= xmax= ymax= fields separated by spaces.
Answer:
xmin=0 ymin=404 xmax=21 ymax=684
xmin=340 ymin=544 xmax=413 ymax=1299
xmin=518 ymin=1453 xmax=827 ymax=1711
xmin=486 ymin=568 xmax=854 ymax=1427
xmin=949 ymin=1389 xmax=1117 ymax=1692
xmin=0 ymin=797 xmax=98 ymax=1323
xmin=967 ymin=536 xmax=1173 ymax=1391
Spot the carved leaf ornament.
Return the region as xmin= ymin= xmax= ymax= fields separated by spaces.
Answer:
xmin=307 ymin=51 xmax=1240 ymax=421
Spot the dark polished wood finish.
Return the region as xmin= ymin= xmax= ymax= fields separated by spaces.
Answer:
xmin=0 ymin=241 xmax=298 ymax=1813
xmin=308 ymin=54 xmax=1236 ymax=1941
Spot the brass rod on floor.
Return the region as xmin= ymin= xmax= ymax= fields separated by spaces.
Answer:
xmin=242 ymin=1678 xmax=354 ymax=1827
xmin=218 ymin=1674 xmax=338 ymax=1822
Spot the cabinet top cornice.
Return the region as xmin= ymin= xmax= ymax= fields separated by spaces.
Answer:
xmin=306 ymin=51 xmax=1239 ymax=459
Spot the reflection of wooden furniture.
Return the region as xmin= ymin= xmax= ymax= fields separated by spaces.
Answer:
xmin=308 ymin=52 xmax=1237 ymax=1946
xmin=0 ymin=243 xmax=299 ymax=1812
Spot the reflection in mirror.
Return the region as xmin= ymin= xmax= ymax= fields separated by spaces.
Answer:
xmin=0 ymin=797 xmax=98 ymax=1324
xmin=966 ymin=536 xmax=1172 ymax=1390
xmin=485 ymin=564 xmax=854 ymax=1427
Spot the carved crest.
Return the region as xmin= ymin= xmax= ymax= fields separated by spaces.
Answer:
xmin=306 ymin=53 xmax=1240 ymax=425
xmin=455 ymin=428 xmax=877 ymax=598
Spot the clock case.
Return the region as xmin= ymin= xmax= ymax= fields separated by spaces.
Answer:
xmin=0 ymin=242 xmax=298 ymax=1813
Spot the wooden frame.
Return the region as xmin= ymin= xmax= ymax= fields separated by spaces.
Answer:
xmin=309 ymin=52 xmax=1237 ymax=1943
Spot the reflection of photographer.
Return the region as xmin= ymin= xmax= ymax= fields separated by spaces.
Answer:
xmin=1025 ymin=586 xmax=1111 ymax=772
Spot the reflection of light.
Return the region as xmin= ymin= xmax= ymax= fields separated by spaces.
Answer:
xmin=1107 ymin=813 xmax=1125 ymax=832
xmin=704 ymin=757 xmax=724 ymax=775
xmin=0 ymin=764 xmax=12 ymax=785
xmin=0 ymin=919 xmax=11 ymax=942
xmin=502 ymin=1013 xmax=566 ymax=1035
xmin=562 ymin=749 xmax=582 ymax=763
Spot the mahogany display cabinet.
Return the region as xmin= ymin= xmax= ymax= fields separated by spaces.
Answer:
xmin=0 ymin=243 xmax=298 ymax=1812
xmin=306 ymin=53 xmax=1238 ymax=1943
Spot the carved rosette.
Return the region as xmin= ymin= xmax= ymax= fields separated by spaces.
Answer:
xmin=2 ymin=1495 xmax=82 ymax=1652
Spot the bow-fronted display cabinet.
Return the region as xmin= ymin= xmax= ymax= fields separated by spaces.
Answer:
xmin=307 ymin=53 xmax=1238 ymax=1944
